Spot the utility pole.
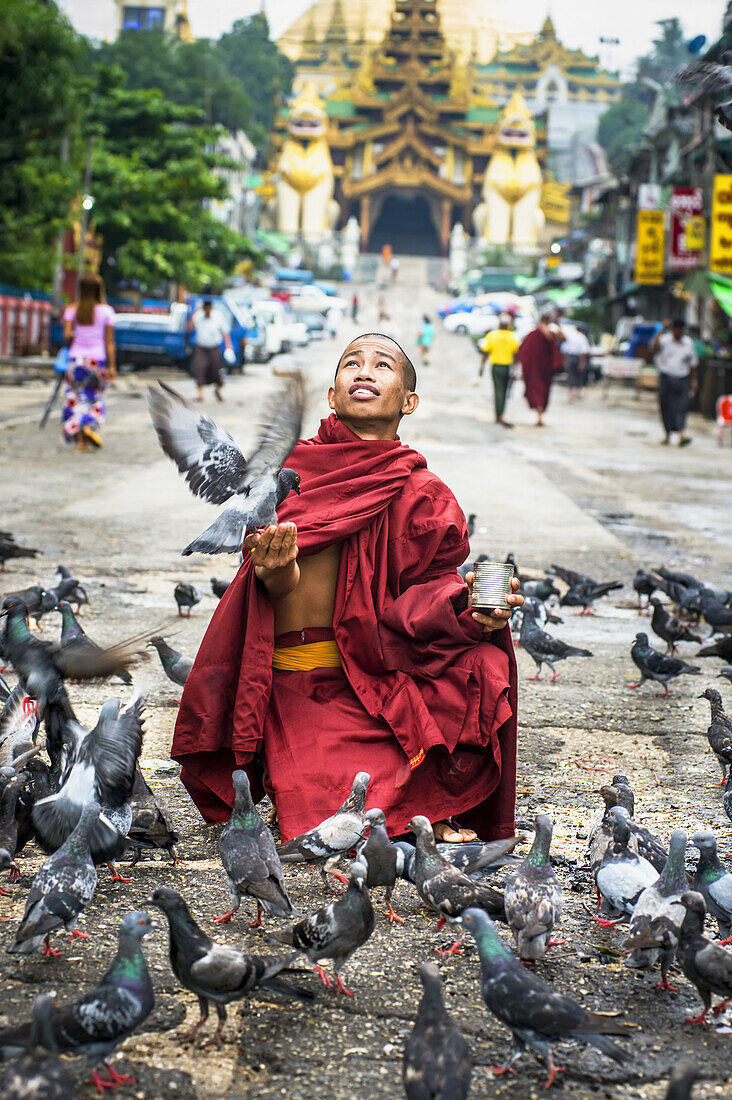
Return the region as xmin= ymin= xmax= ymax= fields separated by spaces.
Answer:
xmin=76 ymin=136 xmax=95 ymax=291
xmin=52 ymin=133 xmax=70 ymax=309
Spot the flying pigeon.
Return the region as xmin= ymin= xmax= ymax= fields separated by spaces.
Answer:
xmin=519 ymin=605 xmax=592 ymax=681
xmin=147 ymin=635 xmax=193 ymax=687
xmin=150 ymin=887 xmax=312 ymax=1044
xmin=32 ymin=697 xmax=144 ymax=875
xmin=277 ymin=771 xmax=370 ymax=890
xmin=0 ymin=910 xmax=155 ymax=1092
xmin=147 ymin=374 xmax=305 ymax=556
xmin=356 ymin=807 xmax=405 ymax=923
xmin=273 ymin=861 xmax=374 ymax=995
xmin=0 ymin=534 xmax=40 ymax=571
xmin=690 ymin=831 xmax=732 ymax=943
xmin=649 ymin=599 xmax=702 ymax=654
xmin=410 ymin=815 xmax=505 ymax=954
xmin=633 ymin=569 xmax=658 ymax=610
xmin=0 ymin=683 xmax=39 ymax=766
xmin=595 ymin=806 xmax=657 ymax=926
xmin=0 ymin=994 xmax=73 ymax=1100
xmin=623 ymin=830 xmax=688 ymax=991
xmin=0 ymin=775 xmax=21 ymax=886
xmin=403 ymin=962 xmax=472 ymax=1100
xmin=504 ymin=813 xmax=563 ymax=961
xmin=215 ymin=769 xmax=294 ymax=928
xmin=7 ymin=803 xmax=100 ymax=957
xmin=126 ymin=766 xmax=179 ymax=866
xmin=698 ymin=688 xmax=732 ymax=784
xmin=210 ymin=577 xmax=230 ymax=599
xmin=560 ymin=579 xmax=622 ymax=616
xmin=174 ymin=582 xmax=202 ymax=617
xmin=56 ymin=564 xmax=88 ymax=611
xmin=677 ymin=891 xmax=732 ymax=1024
xmin=58 ymin=601 xmax=132 ymax=684
xmin=675 ymin=53 xmax=732 ymax=133
xmin=630 ymin=633 xmax=700 ymax=697
xmin=456 ymin=907 xmax=630 ymax=1088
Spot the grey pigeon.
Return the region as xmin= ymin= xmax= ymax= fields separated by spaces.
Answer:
xmin=0 ymin=910 xmax=154 ymax=1092
xmin=0 ymin=534 xmax=40 ymax=571
xmin=560 ymin=579 xmax=622 ymax=615
xmin=356 ymin=807 xmax=405 ymax=923
xmin=58 ymin=601 xmax=131 ymax=684
xmin=147 ymin=635 xmax=193 ymax=687
xmin=147 ymin=374 xmax=305 ymax=556
xmin=32 ymin=697 xmax=144 ymax=873
xmin=649 ymin=599 xmax=702 ymax=654
xmin=174 ymin=582 xmax=202 ymax=617
xmin=522 ymin=576 xmax=559 ymax=602
xmin=151 ymin=887 xmax=312 ymax=1044
xmin=126 ymin=767 xmax=179 ymax=866
xmin=274 ymin=861 xmax=374 ymax=995
xmin=677 ymin=891 xmax=732 ymax=1024
xmin=690 ymin=831 xmax=732 ymax=943
xmin=0 ymin=995 xmax=73 ymax=1100
xmin=697 ymin=635 xmax=732 ymax=661
xmin=456 ymin=907 xmax=629 ymax=1088
xmin=277 ymin=771 xmax=370 ymax=890
xmin=210 ymin=577 xmax=230 ymax=599
xmin=699 ymin=688 xmax=732 ymax=784
xmin=724 ymin=771 xmax=732 ymax=827
xmin=630 ymin=633 xmax=700 ymax=697
xmin=56 ymin=564 xmax=88 ymax=611
xmin=519 ymin=605 xmax=592 ymax=681
xmin=504 ymin=813 xmax=563 ymax=961
xmin=623 ymin=829 xmax=688 ymax=990
xmin=699 ymin=590 xmax=732 ymax=635
xmin=215 ymin=770 xmax=294 ymax=928
xmin=606 ymin=777 xmax=668 ymax=873
xmin=633 ymin=569 xmax=657 ymax=610
xmin=517 ymin=595 xmax=563 ymax=629
xmin=394 ymin=837 xmax=520 ymax=884
xmin=550 ymin=563 xmax=597 ymax=589
xmin=594 ymin=806 xmax=656 ymax=926
xmin=403 ymin=962 xmax=472 ymax=1100
xmin=588 ymin=787 xmax=638 ymax=878
xmin=410 ymin=815 xmax=505 ymax=954
xmin=3 ymin=586 xmax=46 ymax=624
xmin=718 ymin=665 xmax=732 ymax=683
xmin=8 ymin=803 xmax=99 ymax=957
xmin=0 ymin=775 xmax=22 ymax=884
xmin=664 ymin=1061 xmax=698 ymax=1100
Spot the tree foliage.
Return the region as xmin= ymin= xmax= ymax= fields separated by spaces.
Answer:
xmin=216 ymin=14 xmax=294 ymax=145
xmin=598 ymin=18 xmax=690 ymax=174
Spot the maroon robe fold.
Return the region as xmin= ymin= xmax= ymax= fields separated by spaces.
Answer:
xmin=518 ymin=327 xmax=563 ymax=411
xmin=173 ymin=414 xmax=518 ymax=841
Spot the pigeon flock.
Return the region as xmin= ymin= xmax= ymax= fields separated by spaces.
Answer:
xmin=0 ymin=378 xmax=730 ymax=1097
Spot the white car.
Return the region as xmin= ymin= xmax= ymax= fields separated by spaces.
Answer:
xmin=288 ymin=286 xmax=348 ymax=313
xmin=443 ymin=307 xmax=500 ymax=337
xmin=252 ymin=300 xmax=308 ymax=356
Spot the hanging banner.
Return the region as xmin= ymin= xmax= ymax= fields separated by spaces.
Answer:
xmin=669 ymin=187 xmax=704 ymax=271
xmin=634 ymin=209 xmax=665 ymax=285
xmin=710 ymin=174 xmax=732 ymax=275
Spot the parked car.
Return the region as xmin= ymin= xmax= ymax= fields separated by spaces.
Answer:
xmin=437 ymin=294 xmax=476 ymax=319
xmin=290 ymin=309 xmax=327 ymax=339
xmin=443 ymin=305 xmax=501 ymax=337
xmin=288 ymin=285 xmax=349 ymax=313
xmin=251 ymin=300 xmax=308 ymax=356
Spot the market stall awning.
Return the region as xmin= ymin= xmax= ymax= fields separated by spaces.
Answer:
xmin=254 ymin=230 xmax=290 ymax=257
xmin=709 ymin=276 xmax=732 ymax=318
xmin=684 ymin=270 xmax=732 ymax=316
xmin=543 ymin=284 xmax=585 ymax=306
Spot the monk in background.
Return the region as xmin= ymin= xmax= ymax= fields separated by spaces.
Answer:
xmin=174 ymin=334 xmax=522 ymax=844
xmin=518 ymin=312 xmax=564 ymax=426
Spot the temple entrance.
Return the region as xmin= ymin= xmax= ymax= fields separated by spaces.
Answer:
xmin=367 ymin=194 xmax=441 ymax=256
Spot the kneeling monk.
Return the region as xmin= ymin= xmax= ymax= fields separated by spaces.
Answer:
xmin=173 ymin=333 xmax=522 ymax=843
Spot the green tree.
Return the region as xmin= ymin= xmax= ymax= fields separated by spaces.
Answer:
xmin=216 ymin=14 xmax=294 ymax=146
xmin=0 ymin=0 xmax=82 ymax=286
xmin=598 ymin=18 xmax=690 ymax=173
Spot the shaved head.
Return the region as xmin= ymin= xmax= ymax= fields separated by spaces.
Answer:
xmin=336 ymin=333 xmax=417 ymax=392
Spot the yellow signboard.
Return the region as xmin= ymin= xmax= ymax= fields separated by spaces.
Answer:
xmin=634 ymin=209 xmax=665 ymax=285
xmin=685 ymin=215 xmax=705 ymax=252
xmin=710 ymin=174 xmax=732 ymax=274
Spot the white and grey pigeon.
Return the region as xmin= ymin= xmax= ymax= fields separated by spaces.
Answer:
xmin=214 ymin=770 xmax=294 ymax=929
xmin=690 ymin=831 xmax=732 ymax=943
xmin=277 ymin=771 xmax=371 ymax=891
xmin=594 ymin=806 xmax=657 ymax=927
xmin=0 ymin=911 xmax=155 ymax=1093
xmin=0 ymin=682 xmax=39 ymax=766
xmin=504 ymin=813 xmax=563 ymax=962
xmin=31 ymin=697 xmax=144 ymax=877
xmin=273 ymin=861 xmax=375 ymax=995
xmin=623 ymin=829 xmax=688 ymax=991
xmin=394 ymin=836 xmax=520 ymax=883
xmin=7 ymin=802 xmax=100 ymax=957
xmin=147 ymin=374 xmax=305 ymax=556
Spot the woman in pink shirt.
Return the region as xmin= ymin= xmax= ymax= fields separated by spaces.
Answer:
xmin=62 ymin=273 xmax=116 ymax=450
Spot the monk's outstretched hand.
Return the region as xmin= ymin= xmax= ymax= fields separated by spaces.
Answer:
xmin=466 ymin=574 xmax=523 ymax=635
xmin=246 ymin=522 xmax=300 ymax=598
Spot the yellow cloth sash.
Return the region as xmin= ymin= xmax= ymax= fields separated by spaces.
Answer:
xmin=272 ymin=640 xmax=342 ymax=671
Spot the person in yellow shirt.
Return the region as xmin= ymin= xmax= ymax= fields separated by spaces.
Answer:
xmin=478 ymin=315 xmax=520 ymax=427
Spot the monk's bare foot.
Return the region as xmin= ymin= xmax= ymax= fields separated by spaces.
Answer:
xmin=266 ymin=805 xmax=278 ymax=828
xmin=433 ymin=821 xmax=478 ymax=843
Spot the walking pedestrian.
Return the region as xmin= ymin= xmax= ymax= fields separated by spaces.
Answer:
xmin=649 ymin=317 xmax=698 ymax=446
xmin=188 ymin=299 xmax=233 ymax=403
xmin=561 ymin=322 xmax=591 ymax=401
xmin=517 ymin=312 xmax=564 ymax=426
xmin=326 ymin=304 xmax=342 ymax=340
xmin=478 ymin=314 xmax=520 ymax=427
xmin=351 ymin=293 xmax=359 ymax=322
xmin=415 ymin=314 xmax=435 ymax=366
xmin=377 ymin=295 xmax=390 ymax=324
xmin=390 ymin=256 xmax=400 ymax=283
xmin=61 ymin=273 xmax=116 ymax=451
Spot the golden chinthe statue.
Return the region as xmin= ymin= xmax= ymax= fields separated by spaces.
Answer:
xmin=272 ymin=86 xmax=340 ymax=240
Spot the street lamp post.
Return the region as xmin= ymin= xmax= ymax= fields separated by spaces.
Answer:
xmin=76 ymin=136 xmax=95 ymax=291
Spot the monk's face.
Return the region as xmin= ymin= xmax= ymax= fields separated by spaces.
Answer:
xmin=328 ymin=336 xmax=419 ymax=436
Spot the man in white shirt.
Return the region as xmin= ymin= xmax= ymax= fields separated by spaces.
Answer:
xmin=561 ymin=324 xmax=592 ymax=401
xmin=649 ymin=318 xmax=699 ymax=446
xmin=188 ymin=300 xmax=234 ymax=402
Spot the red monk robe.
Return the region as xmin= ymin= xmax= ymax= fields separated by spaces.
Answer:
xmin=173 ymin=414 xmax=517 ymax=841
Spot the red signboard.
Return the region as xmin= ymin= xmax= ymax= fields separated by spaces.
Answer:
xmin=669 ymin=187 xmax=704 ymax=271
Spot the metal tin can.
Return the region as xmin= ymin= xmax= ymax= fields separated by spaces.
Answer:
xmin=472 ymin=561 xmax=514 ymax=611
